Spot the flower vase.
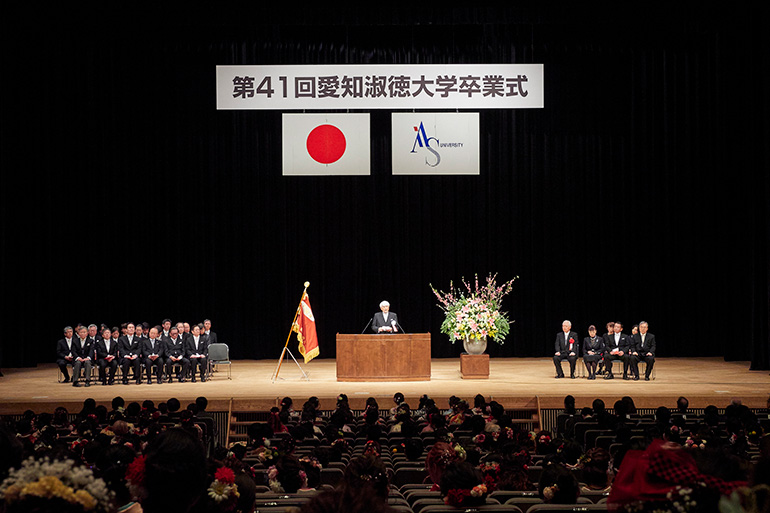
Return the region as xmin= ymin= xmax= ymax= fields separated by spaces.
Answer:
xmin=463 ymin=335 xmax=488 ymax=355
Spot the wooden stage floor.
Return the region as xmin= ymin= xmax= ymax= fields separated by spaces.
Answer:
xmin=0 ymin=357 xmax=768 ymax=415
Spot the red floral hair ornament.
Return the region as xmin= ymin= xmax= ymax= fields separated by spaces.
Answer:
xmin=215 ymin=466 xmax=236 ymax=485
xmin=125 ymin=455 xmax=146 ymax=486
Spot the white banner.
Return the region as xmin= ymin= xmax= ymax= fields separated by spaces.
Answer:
xmin=217 ymin=64 xmax=543 ymax=110
xmin=282 ymin=114 xmax=370 ymax=176
xmin=392 ymin=113 xmax=479 ymax=175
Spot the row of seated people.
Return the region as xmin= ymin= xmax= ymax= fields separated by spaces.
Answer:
xmin=553 ymin=321 xmax=657 ymax=380
xmin=2 ymin=391 xmax=769 ymax=513
xmin=554 ymin=395 xmax=770 ymax=457
xmin=56 ymin=321 xmax=215 ymax=386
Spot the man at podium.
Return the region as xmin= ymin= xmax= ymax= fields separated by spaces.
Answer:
xmin=372 ymin=300 xmax=400 ymax=333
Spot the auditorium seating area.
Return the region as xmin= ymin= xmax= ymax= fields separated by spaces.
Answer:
xmin=1 ymin=392 xmax=768 ymax=513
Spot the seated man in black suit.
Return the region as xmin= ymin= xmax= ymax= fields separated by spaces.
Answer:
xmin=161 ymin=318 xmax=173 ymax=339
xmin=142 ymin=326 xmax=166 ymax=385
xmin=175 ymin=322 xmax=189 ymax=342
xmin=371 ymin=300 xmax=399 ymax=333
xmin=56 ymin=326 xmax=76 ymax=383
xmin=164 ymin=327 xmax=190 ymax=383
xmin=118 ymin=322 xmax=142 ymax=385
xmin=185 ymin=324 xmax=209 ymax=382
xmin=631 ymin=321 xmax=656 ymax=380
xmin=95 ymin=327 xmax=119 ymax=385
xmin=553 ymin=320 xmax=579 ymax=378
xmin=203 ymin=319 xmax=218 ymax=345
xmin=596 ymin=321 xmax=615 ymax=375
xmin=604 ymin=322 xmax=632 ymax=380
xmin=72 ymin=326 xmax=94 ymax=387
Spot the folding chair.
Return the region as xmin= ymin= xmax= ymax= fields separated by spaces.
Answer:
xmin=208 ymin=343 xmax=232 ymax=379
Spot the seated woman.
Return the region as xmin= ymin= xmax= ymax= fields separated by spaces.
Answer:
xmin=426 ymin=441 xmax=463 ymax=491
xmin=582 ymin=325 xmax=604 ymax=380
xmin=496 ymin=447 xmax=536 ymax=491
xmin=268 ymin=407 xmax=289 ymax=434
xmin=421 ymin=409 xmax=446 ymax=434
xmin=269 ymin=455 xmax=315 ymax=493
xmin=580 ymin=447 xmax=612 ymax=493
xmin=279 ymin=397 xmax=295 ymax=424
xmin=300 ymin=455 xmax=391 ymax=513
xmin=447 ymin=400 xmax=470 ymax=426
xmin=538 ymin=463 xmax=580 ymax=504
xmin=440 ymin=461 xmax=489 ymax=508
xmin=390 ymin=392 xmax=406 ymax=420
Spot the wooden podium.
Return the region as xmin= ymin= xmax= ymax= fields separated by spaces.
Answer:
xmin=336 ymin=333 xmax=431 ymax=381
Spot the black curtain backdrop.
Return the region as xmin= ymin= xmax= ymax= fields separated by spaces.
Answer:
xmin=2 ymin=6 xmax=768 ymax=368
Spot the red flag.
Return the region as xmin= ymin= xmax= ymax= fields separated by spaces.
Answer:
xmin=293 ymin=293 xmax=319 ymax=363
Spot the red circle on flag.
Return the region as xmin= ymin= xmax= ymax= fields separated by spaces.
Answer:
xmin=306 ymin=124 xmax=346 ymax=164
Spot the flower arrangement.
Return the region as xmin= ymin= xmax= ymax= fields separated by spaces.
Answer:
xmin=431 ymin=273 xmax=517 ymax=344
xmin=0 ymin=457 xmax=115 ymax=512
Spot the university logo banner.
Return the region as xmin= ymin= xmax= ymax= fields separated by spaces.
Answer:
xmin=282 ymin=113 xmax=370 ymax=176
xmin=217 ymin=64 xmax=543 ymax=110
xmin=391 ymin=113 xmax=480 ymax=175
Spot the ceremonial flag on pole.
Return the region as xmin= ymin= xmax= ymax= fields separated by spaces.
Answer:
xmin=293 ymin=292 xmax=319 ymax=363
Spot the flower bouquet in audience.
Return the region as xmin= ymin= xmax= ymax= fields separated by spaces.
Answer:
xmin=0 ymin=457 xmax=115 ymax=513
xmin=431 ymin=273 xmax=517 ymax=344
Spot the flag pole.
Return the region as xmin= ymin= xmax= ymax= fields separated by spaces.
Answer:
xmin=271 ymin=281 xmax=309 ymax=383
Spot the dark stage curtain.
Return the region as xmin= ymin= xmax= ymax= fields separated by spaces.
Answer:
xmin=1 ymin=6 xmax=768 ymax=368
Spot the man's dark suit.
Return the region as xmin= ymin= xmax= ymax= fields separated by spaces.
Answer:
xmin=184 ymin=335 xmax=209 ymax=382
xmin=72 ymin=337 xmax=94 ymax=385
xmin=56 ymin=337 xmax=76 ymax=381
xmin=553 ymin=331 xmax=579 ymax=378
xmin=163 ymin=335 xmax=190 ymax=382
xmin=141 ymin=337 xmax=166 ymax=384
xmin=118 ymin=335 xmax=142 ymax=384
xmin=95 ymin=337 xmax=119 ymax=384
xmin=371 ymin=312 xmax=399 ymax=333
xmin=604 ymin=332 xmax=633 ymax=378
xmin=632 ymin=332 xmax=656 ymax=379
xmin=206 ymin=331 xmax=218 ymax=345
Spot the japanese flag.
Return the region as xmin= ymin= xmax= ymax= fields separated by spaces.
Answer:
xmin=282 ymin=113 xmax=370 ymax=175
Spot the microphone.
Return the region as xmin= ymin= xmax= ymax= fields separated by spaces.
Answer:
xmin=361 ymin=317 xmax=373 ymax=334
xmin=391 ymin=320 xmax=397 ymax=333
